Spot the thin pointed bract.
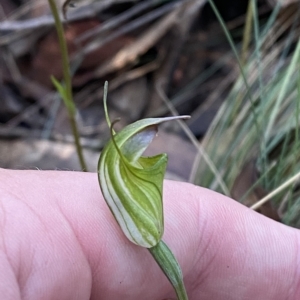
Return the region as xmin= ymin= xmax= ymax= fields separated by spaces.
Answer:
xmin=62 ymin=0 xmax=74 ymax=19
xmin=62 ymin=0 xmax=81 ymax=19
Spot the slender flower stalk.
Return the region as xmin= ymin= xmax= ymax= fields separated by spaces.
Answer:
xmin=98 ymin=81 xmax=189 ymax=299
xmin=48 ymin=0 xmax=87 ymax=171
xmin=149 ymin=240 xmax=189 ymax=300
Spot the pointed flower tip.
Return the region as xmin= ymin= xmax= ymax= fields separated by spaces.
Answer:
xmin=162 ymin=115 xmax=190 ymax=122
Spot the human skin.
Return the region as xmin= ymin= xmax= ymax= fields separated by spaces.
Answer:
xmin=0 ymin=169 xmax=299 ymax=300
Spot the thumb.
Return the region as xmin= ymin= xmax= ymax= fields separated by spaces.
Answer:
xmin=0 ymin=169 xmax=299 ymax=300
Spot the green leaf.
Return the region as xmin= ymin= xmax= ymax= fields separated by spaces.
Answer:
xmin=51 ymin=76 xmax=75 ymax=114
xmin=98 ymin=116 xmax=188 ymax=248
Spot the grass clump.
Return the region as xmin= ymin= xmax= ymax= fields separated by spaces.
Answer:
xmin=192 ymin=1 xmax=300 ymax=228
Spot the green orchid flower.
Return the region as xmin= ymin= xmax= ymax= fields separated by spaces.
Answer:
xmin=98 ymin=82 xmax=189 ymax=300
xmin=98 ymin=116 xmax=185 ymax=247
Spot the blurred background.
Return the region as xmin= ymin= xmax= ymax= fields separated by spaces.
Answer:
xmin=1 ymin=0 xmax=300 ymax=227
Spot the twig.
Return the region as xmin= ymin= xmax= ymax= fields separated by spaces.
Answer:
xmin=93 ymin=4 xmax=181 ymax=77
xmin=76 ymin=0 xmax=164 ymax=43
xmin=75 ymin=1 xmax=180 ymax=59
xmin=155 ymin=81 xmax=230 ymax=196
xmin=250 ymin=171 xmax=300 ymax=210
xmin=0 ymin=2 xmax=109 ymax=33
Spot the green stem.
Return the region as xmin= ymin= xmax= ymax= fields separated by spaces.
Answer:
xmin=48 ymin=0 xmax=88 ymax=171
xmin=148 ymin=240 xmax=189 ymax=300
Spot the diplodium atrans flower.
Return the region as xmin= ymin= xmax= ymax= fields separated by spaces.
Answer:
xmin=97 ymin=82 xmax=190 ymax=300
xmin=98 ymin=116 xmax=187 ymax=247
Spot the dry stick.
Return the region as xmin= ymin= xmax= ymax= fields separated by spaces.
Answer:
xmin=75 ymin=58 xmax=161 ymax=109
xmin=94 ymin=6 xmax=181 ymax=78
xmin=155 ymin=82 xmax=230 ymax=196
xmin=0 ymin=2 xmax=111 ymax=47
xmin=250 ymin=171 xmax=300 ymax=210
xmin=0 ymin=2 xmax=109 ymax=32
xmin=76 ymin=0 xmax=164 ymax=43
xmin=75 ymin=1 xmax=180 ymax=58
